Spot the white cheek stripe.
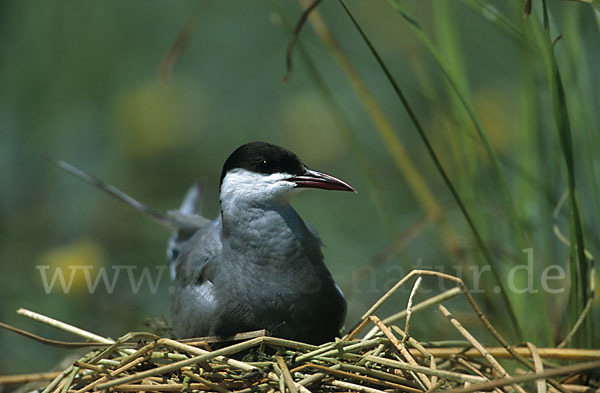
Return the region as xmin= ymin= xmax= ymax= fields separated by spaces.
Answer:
xmin=220 ymin=170 xmax=293 ymax=204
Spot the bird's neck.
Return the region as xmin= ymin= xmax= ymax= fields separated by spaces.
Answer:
xmin=220 ymin=197 xmax=314 ymax=259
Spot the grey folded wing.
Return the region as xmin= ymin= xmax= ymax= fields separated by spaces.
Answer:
xmin=170 ymin=220 xmax=222 ymax=338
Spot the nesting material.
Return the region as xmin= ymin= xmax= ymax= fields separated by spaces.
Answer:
xmin=1 ymin=270 xmax=598 ymax=392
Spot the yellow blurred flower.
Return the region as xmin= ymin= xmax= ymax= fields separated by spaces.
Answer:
xmin=111 ymin=80 xmax=203 ymax=158
xmin=37 ymin=240 xmax=107 ymax=294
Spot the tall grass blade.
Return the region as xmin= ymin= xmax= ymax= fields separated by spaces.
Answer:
xmin=389 ymin=0 xmax=527 ymax=252
xmin=460 ymin=0 xmax=531 ymax=46
xmin=292 ymin=0 xmax=464 ymax=259
xmin=336 ymin=0 xmax=523 ymax=340
xmin=269 ymin=1 xmax=396 ymax=233
xmin=531 ymin=0 xmax=592 ymax=345
xmin=388 ymin=0 xmax=554 ymax=345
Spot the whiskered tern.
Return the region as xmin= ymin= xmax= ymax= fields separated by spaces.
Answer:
xmin=54 ymin=141 xmax=356 ymax=344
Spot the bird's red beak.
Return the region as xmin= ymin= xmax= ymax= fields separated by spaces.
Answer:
xmin=290 ymin=169 xmax=356 ymax=192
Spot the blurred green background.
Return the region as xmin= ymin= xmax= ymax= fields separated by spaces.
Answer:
xmin=1 ymin=0 xmax=599 ymax=376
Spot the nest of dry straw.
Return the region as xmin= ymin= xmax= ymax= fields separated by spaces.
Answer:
xmin=1 ymin=270 xmax=599 ymax=393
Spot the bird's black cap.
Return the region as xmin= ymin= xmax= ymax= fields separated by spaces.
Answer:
xmin=220 ymin=142 xmax=305 ymax=185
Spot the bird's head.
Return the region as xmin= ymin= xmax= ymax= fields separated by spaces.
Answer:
xmin=219 ymin=142 xmax=355 ymax=208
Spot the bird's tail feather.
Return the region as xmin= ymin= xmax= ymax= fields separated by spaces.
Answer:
xmin=167 ymin=180 xmax=210 ymax=228
xmin=166 ymin=181 xmax=211 ymax=277
xmin=174 ymin=180 xmax=204 ymax=216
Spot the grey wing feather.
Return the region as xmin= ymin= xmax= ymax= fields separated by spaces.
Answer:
xmin=170 ymin=218 xmax=222 ymax=337
xmin=51 ymin=159 xmax=210 ymax=233
xmin=50 ymin=160 xmax=174 ymax=228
